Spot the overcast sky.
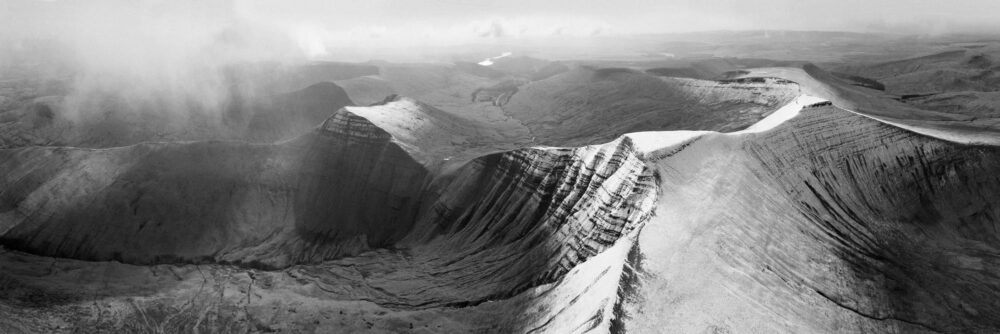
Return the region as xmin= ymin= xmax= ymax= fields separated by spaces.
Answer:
xmin=6 ymin=0 xmax=1000 ymax=34
xmin=3 ymin=0 xmax=998 ymax=106
xmin=232 ymin=0 xmax=1000 ymax=35
xmin=3 ymin=0 xmax=1000 ymax=59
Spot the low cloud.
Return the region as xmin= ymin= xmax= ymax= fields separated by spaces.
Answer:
xmin=319 ymin=16 xmax=613 ymax=48
xmin=1 ymin=0 xmax=321 ymax=128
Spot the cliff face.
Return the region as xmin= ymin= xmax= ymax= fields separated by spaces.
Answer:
xmin=0 ymin=100 xmax=657 ymax=280
xmin=0 ymin=108 xmax=662 ymax=333
xmin=741 ymin=107 xmax=1000 ymax=332
xmin=622 ymin=105 xmax=1000 ymax=333
xmin=391 ymin=138 xmax=657 ymax=305
xmin=3 ymin=75 xmax=1000 ymax=333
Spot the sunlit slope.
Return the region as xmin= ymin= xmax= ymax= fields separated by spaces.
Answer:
xmin=1 ymin=80 xmax=805 ymax=270
xmin=2 ymin=63 xmax=1000 ymax=333
xmin=4 ymin=98 xmax=999 ymax=332
xmin=0 ymin=108 xmax=660 ymax=333
xmin=623 ymin=105 xmax=1000 ymax=333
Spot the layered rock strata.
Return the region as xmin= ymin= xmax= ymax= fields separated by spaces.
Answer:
xmin=2 ymin=83 xmax=1000 ymax=333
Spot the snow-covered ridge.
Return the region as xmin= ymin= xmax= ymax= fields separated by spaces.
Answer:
xmin=3 ymin=65 xmax=1000 ymax=332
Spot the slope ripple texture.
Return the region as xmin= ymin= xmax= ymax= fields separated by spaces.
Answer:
xmin=623 ymin=105 xmax=1000 ymax=333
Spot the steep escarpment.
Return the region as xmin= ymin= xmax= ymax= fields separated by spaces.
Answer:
xmin=0 ymin=99 xmax=656 ymax=283
xmin=739 ymin=106 xmax=1000 ymax=332
xmin=4 ymin=65 xmax=1000 ymax=333
xmin=0 ymin=117 xmax=659 ymax=332
xmin=339 ymin=96 xmax=537 ymax=172
xmin=0 ymin=108 xmax=428 ymax=268
xmin=402 ymin=138 xmax=657 ymax=296
xmin=254 ymin=138 xmax=661 ymax=327
xmin=622 ymin=105 xmax=1000 ymax=333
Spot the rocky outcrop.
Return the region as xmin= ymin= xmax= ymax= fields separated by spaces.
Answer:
xmin=388 ymin=138 xmax=658 ymax=305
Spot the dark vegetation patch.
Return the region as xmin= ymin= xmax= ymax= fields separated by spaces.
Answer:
xmin=645 ymin=67 xmax=702 ymax=79
xmin=805 ymin=101 xmax=833 ymax=108
xmin=966 ymin=54 xmax=993 ymax=69
xmin=719 ymin=70 xmax=751 ymax=79
xmin=832 ymin=72 xmax=887 ymax=91
xmin=717 ymin=77 xmax=795 ymax=85
xmin=472 ymin=80 xmax=524 ymax=106
xmin=591 ymin=67 xmax=640 ymax=80
xmin=897 ymin=93 xmax=939 ymax=101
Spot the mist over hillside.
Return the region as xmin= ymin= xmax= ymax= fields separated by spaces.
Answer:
xmin=3 ymin=1 xmax=1000 ymax=333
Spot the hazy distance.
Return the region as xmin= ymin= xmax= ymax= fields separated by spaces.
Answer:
xmin=4 ymin=0 xmax=1000 ymax=62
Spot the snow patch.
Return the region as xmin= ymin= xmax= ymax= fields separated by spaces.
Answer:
xmin=478 ymin=52 xmax=513 ymax=66
xmin=626 ymin=131 xmax=709 ymax=155
xmin=733 ymin=94 xmax=827 ymax=134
